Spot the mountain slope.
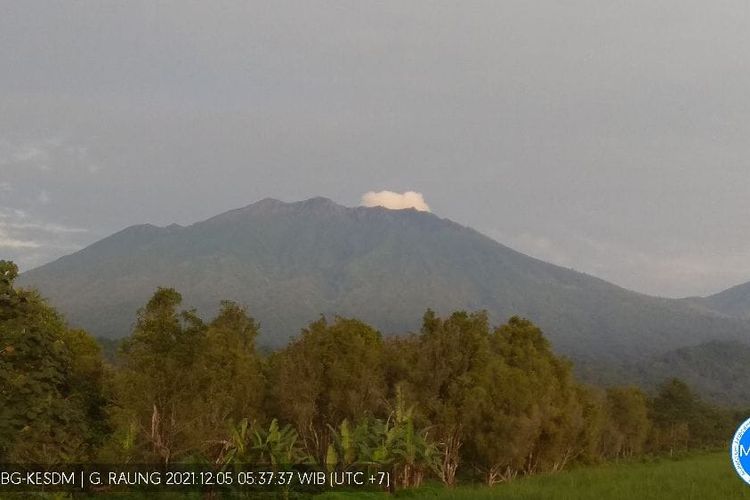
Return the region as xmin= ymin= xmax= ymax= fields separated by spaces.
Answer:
xmin=687 ymin=282 xmax=750 ymax=320
xmin=18 ymin=197 xmax=750 ymax=365
xmin=633 ymin=340 xmax=750 ymax=406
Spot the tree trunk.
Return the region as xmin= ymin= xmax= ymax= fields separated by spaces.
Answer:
xmin=439 ymin=429 xmax=462 ymax=487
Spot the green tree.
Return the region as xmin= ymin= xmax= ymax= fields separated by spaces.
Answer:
xmin=575 ymin=386 xmax=610 ymax=464
xmin=194 ymin=301 xmax=265 ymax=450
xmin=464 ymin=316 xmax=585 ymax=483
xmin=270 ymin=316 xmax=386 ymax=463
xmin=114 ymin=287 xmax=206 ymax=463
xmin=0 ymin=260 xmax=108 ymax=463
xmin=649 ymin=378 xmax=733 ymax=454
xmin=605 ymin=386 xmax=651 ymax=458
xmin=409 ymin=310 xmax=491 ymax=486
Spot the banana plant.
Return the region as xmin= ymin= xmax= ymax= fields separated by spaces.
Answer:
xmin=325 ymin=418 xmax=374 ymax=471
xmin=326 ymin=387 xmax=439 ymax=488
xmin=219 ymin=418 xmax=308 ymax=468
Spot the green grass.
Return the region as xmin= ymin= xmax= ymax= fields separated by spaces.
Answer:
xmin=6 ymin=453 xmax=746 ymax=499
xmin=317 ymin=452 xmax=750 ymax=500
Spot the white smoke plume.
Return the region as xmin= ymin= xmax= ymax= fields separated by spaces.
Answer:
xmin=360 ymin=190 xmax=431 ymax=212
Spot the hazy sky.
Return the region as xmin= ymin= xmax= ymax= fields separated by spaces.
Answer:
xmin=2 ymin=1 xmax=750 ymax=298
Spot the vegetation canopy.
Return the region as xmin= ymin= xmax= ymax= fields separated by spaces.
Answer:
xmin=0 ymin=260 xmax=742 ymax=493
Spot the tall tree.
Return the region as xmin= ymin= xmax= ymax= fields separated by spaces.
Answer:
xmin=605 ymin=386 xmax=651 ymax=458
xmin=0 ymin=260 xmax=108 ymax=463
xmin=270 ymin=316 xmax=386 ymax=462
xmin=409 ymin=310 xmax=491 ymax=486
xmin=464 ymin=316 xmax=585 ymax=483
xmin=649 ymin=378 xmax=733 ymax=454
xmin=195 ymin=301 xmax=266 ymax=458
xmin=114 ymin=288 xmax=206 ymax=463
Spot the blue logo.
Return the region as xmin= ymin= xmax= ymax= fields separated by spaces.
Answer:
xmin=731 ymin=418 xmax=750 ymax=484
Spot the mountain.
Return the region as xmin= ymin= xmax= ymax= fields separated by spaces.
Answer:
xmin=686 ymin=282 xmax=750 ymax=320
xmin=632 ymin=340 xmax=750 ymax=406
xmin=18 ymin=197 xmax=750 ymax=368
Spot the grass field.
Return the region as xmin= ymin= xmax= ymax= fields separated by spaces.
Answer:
xmin=6 ymin=452 xmax=746 ymax=499
xmin=316 ymin=452 xmax=750 ymax=500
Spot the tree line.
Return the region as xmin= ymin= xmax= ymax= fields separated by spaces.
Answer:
xmin=0 ymin=260 xmax=740 ymax=489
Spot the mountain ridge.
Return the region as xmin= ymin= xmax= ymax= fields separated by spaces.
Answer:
xmin=19 ymin=198 xmax=750 ymax=368
xmin=683 ymin=281 xmax=750 ymax=320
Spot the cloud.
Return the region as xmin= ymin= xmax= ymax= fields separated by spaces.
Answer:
xmin=0 ymin=140 xmax=51 ymax=169
xmin=360 ymin=190 xmax=431 ymax=212
xmin=13 ymin=144 xmax=50 ymax=163
xmin=0 ymin=228 xmax=41 ymax=248
xmin=0 ymin=137 xmax=91 ymax=172
xmin=37 ymin=190 xmax=51 ymax=205
xmin=0 ymin=207 xmax=87 ymax=270
xmin=0 ymin=207 xmax=28 ymax=219
xmin=489 ymin=227 xmax=750 ymax=298
xmin=0 ymin=221 xmax=87 ymax=234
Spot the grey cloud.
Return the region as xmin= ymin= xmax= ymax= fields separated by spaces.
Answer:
xmin=0 ymin=221 xmax=87 ymax=234
xmin=0 ymin=228 xmax=41 ymax=249
xmin=0 ymin=207 xmax=88 ymax=270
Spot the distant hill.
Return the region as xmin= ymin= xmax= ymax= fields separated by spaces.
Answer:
xmin=18 ymin=198 xmax=750 ymax=370
xmin=686 ymin=282 xmax=750 ymax=320
xmin=632 ymin=340 xmax=750 ymax=406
